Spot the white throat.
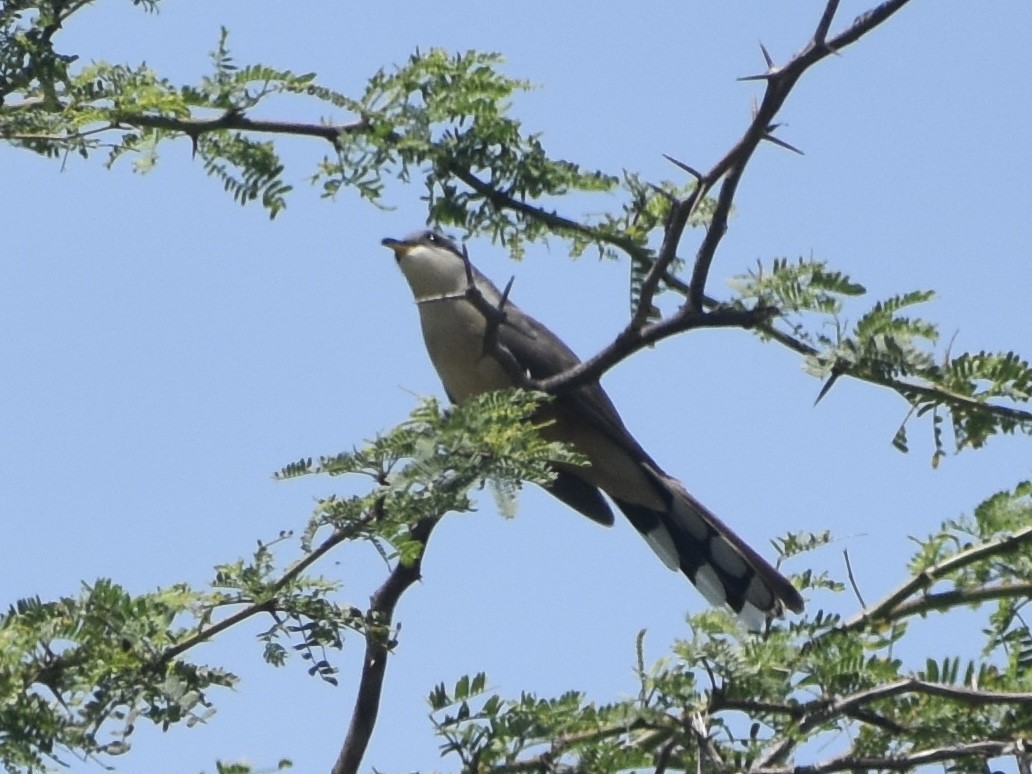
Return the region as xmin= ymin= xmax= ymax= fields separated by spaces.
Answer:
xmin=397 ymin=246 xmax=469 ymax=300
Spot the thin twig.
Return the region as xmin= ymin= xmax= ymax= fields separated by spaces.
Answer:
xmin=843 ymin=549 xmax=867 ymax=608
xmin=801 ymin=678 xmax=1032 ymax=732
xmin=446 ymin=163 xmax=648 ymax=263
xmin=534 ymin=303 xmax=777 ymax=393
xmin=119 ymin=111 xmax=368 ymax=147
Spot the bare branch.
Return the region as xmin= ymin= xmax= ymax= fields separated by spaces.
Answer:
xmin=332 ymin=515 xmax=441 ymax=774
xmin=888 ymin=581 xmax=1032 ymax=619
xmin=804 ymin=678 xmax=1032 ymax=730
xmin=677 ymin=0 xmax=912 ymax=309
xmin=534 ymin=303 xmax=777 ymax=394
xmin=535 ymin=0 xmax=914 ymax=394
xmin=813 ymin=0 xmax=842 ymax=45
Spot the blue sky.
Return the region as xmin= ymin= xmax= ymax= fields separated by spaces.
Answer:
xmin=3 ymin=2 xmax=1031 ymax=772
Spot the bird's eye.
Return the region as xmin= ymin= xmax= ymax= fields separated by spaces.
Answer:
xmin=426 ymin=233 xmax=438 ymax=244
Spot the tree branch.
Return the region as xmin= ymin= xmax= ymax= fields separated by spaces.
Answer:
xmin=797 ymin=678 xmax=1032 ymax=736
xmin=17 ymin=0 xmax=979 ymax=435
xmin=332 ymin=515 xmax=441 ymax=774
xmin=749 ymin=678 xmax=1032 ymax=771
xmin=116 ymin=111 xmax=369 ymax=146
xmin=752 ymin=738 xmax=1031 ymax=774
xmin=755 ymin=319 xmax=1032 ymax=430
xmin=160 ymin=505 xmax=381 ymax=663
xmin=830 ymin=525 xmax=1032 ymax=639
xmin=534 ymin=303 xmax=777 ymax=393
xmin=885 ymin=580 xmax=1032 ymax=620
xmin=637 ymin=0 xmax=914 ymax=318
xmin=533 ymin=0 xmax=914 ymax=395
xmin=446 ymin=163 xmax=648 ymax=262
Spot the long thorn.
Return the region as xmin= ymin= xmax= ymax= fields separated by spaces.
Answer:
xmin=763 ymin=132 xmax=805 ymax=155
xmin=759 ymin=41 xmax=774 ymax=68
xmin=661 ymin=153 xmax=703 ymax=181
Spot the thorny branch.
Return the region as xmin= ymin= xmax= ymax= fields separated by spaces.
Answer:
xmin=610 ymin=0 xmax=912 ymax=376
xmin=23 ymin=0 xmax=1026 ymax=434
xmin=451 ymin=0 xmax=928 ymax=406
xmin=755 ymin=317 xmax=1032 ymax=429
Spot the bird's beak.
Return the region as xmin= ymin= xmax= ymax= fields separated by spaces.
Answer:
xmin=381 ymin=237 xmax=412 ymax=261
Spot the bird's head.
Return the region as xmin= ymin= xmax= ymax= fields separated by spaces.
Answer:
xmin=382 ymin=230 xmax=468 ymax=298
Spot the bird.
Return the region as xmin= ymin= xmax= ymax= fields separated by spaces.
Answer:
xmin=382 ymin=229 xmax=804 ymax=621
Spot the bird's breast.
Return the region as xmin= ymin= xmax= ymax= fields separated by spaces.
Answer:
xmin=417 ymin=298 xmax=513 ymax=403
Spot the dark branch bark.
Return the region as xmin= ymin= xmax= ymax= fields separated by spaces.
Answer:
xmin=119 ymin=112 xmax=368 ymax=146
xmin=332 ymin=516 xmax=441 ymax=774
xmin=533 ymin=303 xmax=777 ymax=394
xmin=446 ymin=163 xmax=648 ymax=262
xmin=637 ymin=0 xmax=914 ymax=319
xmin=528 ymin=0 xmax=919 ymax=397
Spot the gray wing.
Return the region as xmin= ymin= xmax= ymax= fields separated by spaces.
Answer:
xmin=486 ymin=293 xmax=661 ymax=471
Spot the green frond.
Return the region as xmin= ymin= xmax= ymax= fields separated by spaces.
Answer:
xmin=199 ymin=133 xmax=291 ymax=217
xmin=731 ymin=257 xmax=866 ymax=317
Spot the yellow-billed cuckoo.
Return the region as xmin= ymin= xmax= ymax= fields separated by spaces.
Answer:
xmin=383 ymin=230 xmax=804 ymax=621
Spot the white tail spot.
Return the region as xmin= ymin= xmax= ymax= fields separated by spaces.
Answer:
xmin=694 ymin=565 xmax=727 ymax=607
xmin=643 ymin=526 xmax=680 ymax=571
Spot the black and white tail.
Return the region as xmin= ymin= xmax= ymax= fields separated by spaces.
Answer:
xmin=614 ymin=468 xmax=803 ymax=624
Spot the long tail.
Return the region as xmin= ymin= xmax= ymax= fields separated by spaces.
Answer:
xmin=613 ymin=471 xmax=803 ymax=623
